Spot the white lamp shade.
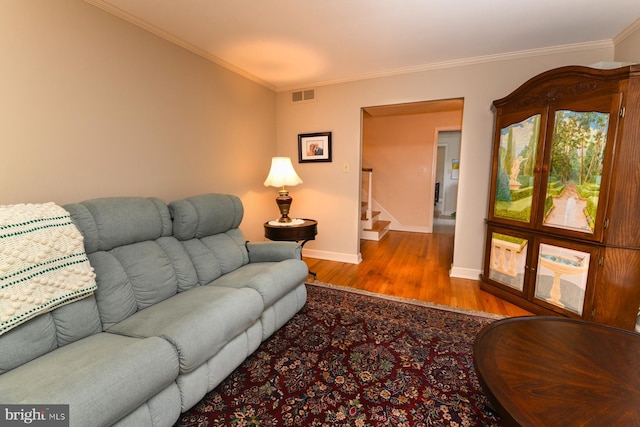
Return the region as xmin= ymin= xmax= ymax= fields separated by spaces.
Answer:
xmin=263 ymin=157 xmax=303 ymax=187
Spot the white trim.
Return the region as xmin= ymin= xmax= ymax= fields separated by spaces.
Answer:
xmin=80 ymin=0 xmax=615 ymax=93
xmin=390 ymin=224 xmax=431 ymax=233
xmin=613 ymin=18 xmax=640 ymax=45
xmin=371 ymin=198 xmax=395 ymax=223
xmin=304 ymin=249 xmax=362 ymax=264
xmin=279 ymin=40 xmax=613 ymax=92
xmin=449 ymin=266 xmax=481 ymax=280
xmin=361 ymin=228 xmax=389 ymax=241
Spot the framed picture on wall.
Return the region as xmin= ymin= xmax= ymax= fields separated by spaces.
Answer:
xmin=451 ymin=159 xmax=459 ymax=179
xmin=298 ymin=132 xmax=332 ymax=163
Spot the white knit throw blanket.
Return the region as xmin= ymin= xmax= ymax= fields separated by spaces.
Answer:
xmin=0 ymin=202 xmax=97 ymax=336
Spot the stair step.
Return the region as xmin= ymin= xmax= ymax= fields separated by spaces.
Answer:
xmin=362 ymin=220 xmax=390 ymax=232
xmin=361 ymin=210 xmax=381 ymax=221
xmin=361 ymin=220 xmax=390 ymax=241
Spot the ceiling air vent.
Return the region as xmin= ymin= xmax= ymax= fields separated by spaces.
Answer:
xmin=291 ymin=88 xmax=316 ymax=104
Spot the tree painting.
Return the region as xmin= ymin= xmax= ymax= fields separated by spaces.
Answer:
xmin=549 ymin=111 xmax=608 ymax=185
xmin=494 ymin=115 xmax=540 ymax=222
xmin=543 ymin=110 xmax=609 ymax=233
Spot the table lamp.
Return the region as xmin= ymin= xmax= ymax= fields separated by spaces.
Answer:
xmin=263 ymin=157 xmax=303 ymax=222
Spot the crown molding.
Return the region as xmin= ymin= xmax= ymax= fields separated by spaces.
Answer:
xmin=82 ymin=0 xmax=276 ymax=91
xmin=83 ymin=1 xmax=615 ymax=93
xmin=277 ymin=40 xmax=614 ymax=92
xmin=613 ymin=17 xmax=640 ymax=45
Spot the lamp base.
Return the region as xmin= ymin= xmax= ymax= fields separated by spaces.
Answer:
xmin=275 ymin=189 xmax=293 ymax=222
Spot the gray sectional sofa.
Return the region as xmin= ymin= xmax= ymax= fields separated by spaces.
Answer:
xmin=0 ymin=193 xmax=309 ymax=426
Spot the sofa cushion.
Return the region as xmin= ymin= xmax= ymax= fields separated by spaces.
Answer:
xmin=112 ymin=383 xmax=181 ymax=427
xmin=66 ymin=198 xmax=200 ymax=329
xmin=64 ymin=197 xmax=172 ymax=253
xmin=209 ymin=260 xmax=309 ymax=309
xmin=0 ymin=332 xmax=178 ymax=427
xmin=169 ymin=193 xmax=243 ymax=240
xmin=106 ymin=285 xmax=263 ymax=374
xmin=0 ymin=296 xmax=102 ymax=374
xmin=180 ymin=231 xmax=249 ymax=284
xmin=169 ymin=194 xmax=252 ymax=284
xmin=87 ymin=237 xmax=199 ymax=329
xmin=246 ymin=241 xmax=302 ymax=263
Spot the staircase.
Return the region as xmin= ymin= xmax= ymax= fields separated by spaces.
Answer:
xmin=361 ymin=168 xmax=390 ymax=241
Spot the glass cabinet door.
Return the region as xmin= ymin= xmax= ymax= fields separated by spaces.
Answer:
xmin=541 ymin=110 xmax=610 ymax=234
xmin=485 ymin=227 xmax=530 ymax=293
xmin=531 ymin=238 xmax=598 ymax=317
xmin=536 ymin=94 xmax=621 ymax=240
xmin=491 ymin=113 xmax=543 ymax=225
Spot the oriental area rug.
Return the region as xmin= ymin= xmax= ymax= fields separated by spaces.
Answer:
xmin=174 ymin=283 xmax=506 ymax=427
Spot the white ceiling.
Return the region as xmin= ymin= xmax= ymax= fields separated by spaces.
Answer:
xmin=86 ymin=0 xmax=640 ymax=90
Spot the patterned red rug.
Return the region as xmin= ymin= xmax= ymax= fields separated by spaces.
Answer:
xmin=175 ymin=283 xmax=506 ymax=426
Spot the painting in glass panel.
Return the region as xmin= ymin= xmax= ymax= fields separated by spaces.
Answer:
xmin=542 ymin=110 xmax=609 ymax=233
xmin=494 ymin=115 xmax=540 ymax=223
xmin=535 ymin=243 xmax=589 ymax=314
xmin=488 ymin=232 xmax=527 ymax=291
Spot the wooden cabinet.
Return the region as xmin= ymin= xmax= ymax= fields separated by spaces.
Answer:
xmin=481 ymin=65 xmax=640 ymax=330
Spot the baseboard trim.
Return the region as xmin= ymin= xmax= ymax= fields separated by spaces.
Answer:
xmin=449 ymin=266 xmax=481 ymax=280
xmin=389 ymin=224 xmax=432 ymax=233
xmin=303 ymin=249 xmax=362 ymax=264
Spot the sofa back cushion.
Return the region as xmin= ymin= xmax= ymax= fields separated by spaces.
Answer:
xmin=0 ymin=202 xmax=104 ymax=374
xmin=169 ymin=194 xmax=249 ymax=285
xmin=170 ymin=193 xmax=243 ymax=239
xmin=64 ymin=197 xmax=199 ymax=329
xmin=65 ymin=197 xmax=172 ymax=252
xmin=0 ymin=293 xmax=102 ymax=374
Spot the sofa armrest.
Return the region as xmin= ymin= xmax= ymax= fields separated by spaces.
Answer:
xmin=246 ymin=241 xmax=302 ymax=263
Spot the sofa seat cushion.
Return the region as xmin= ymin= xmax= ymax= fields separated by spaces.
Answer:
xmin=0 ymin=333 xmax=178 ymax=427
xmin=107 ymin=285 xmax=263 ymax=374
xmin=208 ymin=259 xmax=309 ymax=309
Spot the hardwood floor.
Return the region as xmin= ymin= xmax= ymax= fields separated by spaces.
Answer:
xmin=303 ymin=220 xmax=532 ymax=317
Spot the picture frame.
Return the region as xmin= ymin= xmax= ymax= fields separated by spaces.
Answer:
xmin=298 ymin=132 xmax=332 ymax=163
xmin=451 ymin=159 xmax=459 ymax=180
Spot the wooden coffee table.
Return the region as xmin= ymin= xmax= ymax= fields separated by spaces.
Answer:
xmin=473 ymin=316 xmax=640 ymax=427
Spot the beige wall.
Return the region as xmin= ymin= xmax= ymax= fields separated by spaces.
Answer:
xmin=277 ymin=46 xmax=616 ymax=272
xmin=614 ymin=19 xmax=640 ymax=63
xmin=0 ymin=0 xmax=277 ymax=241
xmin=362 ymin=110 xmax=462 ymax=232
xmin=3 ymin=1 xmax=636 ymax=275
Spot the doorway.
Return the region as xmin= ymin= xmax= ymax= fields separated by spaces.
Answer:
xmin=435 ymin=130 xmax=461 ymax=222
xmin=361 ymin=99 xmax=463 ymax=241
